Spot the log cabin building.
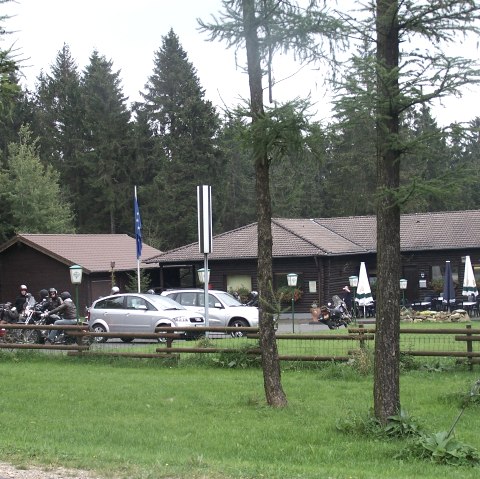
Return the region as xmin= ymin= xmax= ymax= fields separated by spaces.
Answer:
xmin=0 ymin=234 xmax=162 ymax=312
xmin=146 ymin=210 xmax=480 ymax=312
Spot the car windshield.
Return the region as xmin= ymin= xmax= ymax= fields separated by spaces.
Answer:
xmin=147 ymin=295 xmax=186 ymax=311
xmin=215 ymin=292 xmax=243 ymax=306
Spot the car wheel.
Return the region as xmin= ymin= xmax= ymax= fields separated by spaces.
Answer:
xmin=120 ymin=337 xmax=134 ymax=343
xmin=229 ymin=318 xmax=249 ymax=338
xmin=156 ymin=323 xmax=172 ymax=344
xmin=90 ymin=324 xmax=107 ymax=343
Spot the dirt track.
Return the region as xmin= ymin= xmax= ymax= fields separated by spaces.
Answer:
xmin=0 ymin=462 xmax=103 ymax=479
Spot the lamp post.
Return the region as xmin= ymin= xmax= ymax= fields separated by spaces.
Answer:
xmin=197 ymin=267 xmax=209 ymax=286
xmin=69 ymin=264 xmax=83 ymax=324
xmin=287 ymin=273 xmax=298 ymax=333
xmin=349 ymin=275 xmax=358 ymax=323
xmin=197 ymin=267 xmax=210 ymax=337
xmin=400 ymin=278 xmax=408 ymax=307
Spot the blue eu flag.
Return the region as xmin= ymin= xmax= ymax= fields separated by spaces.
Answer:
xmin=134 ymin=193 xmax=142 ymax=259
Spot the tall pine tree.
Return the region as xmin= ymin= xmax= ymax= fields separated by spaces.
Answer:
xmin=138 ymin=29 xmax=220 ymax=250
xmin=32 ymin=44 xmax=86 ymax=223
xmin=81 ymin=50 xmax=133 ymax=233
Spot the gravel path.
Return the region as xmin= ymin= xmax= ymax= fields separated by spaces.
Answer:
xmin=0 ymin=462 xmax=104 ymax=479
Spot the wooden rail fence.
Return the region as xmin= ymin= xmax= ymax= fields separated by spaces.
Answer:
xmin=1 ymin=324 xmax=480 ymax=366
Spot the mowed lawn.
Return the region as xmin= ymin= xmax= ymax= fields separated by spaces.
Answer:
xmin=0 ymin=352 xmax=479 ymax=479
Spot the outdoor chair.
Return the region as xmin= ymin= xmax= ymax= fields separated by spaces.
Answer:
xmin=431 ymin=298 xmax=443 ymax=311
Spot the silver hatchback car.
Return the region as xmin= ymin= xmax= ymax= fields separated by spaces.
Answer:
xmin=87 ymin=293 xmax=205 ymax=343
xmin=161 ymin=289 xmax=259 ymax=336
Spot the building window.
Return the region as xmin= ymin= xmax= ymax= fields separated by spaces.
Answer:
xmin=473 ymin=264 xmax=480 ymax=282
xmin=431 ymin=264 xmax=459 ymax=283
xmin=226 ymin=275 xmax=252 ymax=293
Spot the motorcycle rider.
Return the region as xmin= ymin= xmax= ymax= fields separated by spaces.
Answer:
xmin=341 ymin=286 xmax=353 ymax=312
xmin=38 ymin=288 xmax=49 ymax=305
xmin=14 ymin=285 xmax=31 ymax=315
xmin=245 ymin=291 xmax=259 ymax=307
xmin=45 ymin=291 xmax=77 ymax=344
xmin=42 ymin=288 xmax=63 ymax=325
xmin=0 ymin=302 xmax=19 ymax=324
xmin=319 ymin=305 xmax=332 ymax=327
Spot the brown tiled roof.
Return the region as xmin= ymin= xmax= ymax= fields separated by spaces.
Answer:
xmin=0 ymin=234 xmax=162 ymax=274
xmin=146 ymin=210 xmax=480 ymax=264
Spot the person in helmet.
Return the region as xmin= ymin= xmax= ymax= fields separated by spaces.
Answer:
xmin=110 ymin=286 xmax=120 ymax=295
xmin=14 ymin=284 xmax=29 ymax=314
xmin=45 ymin=291 xmax=78 ymax=344
xmin=39 ymin=289 xmax=49 ymax=301
xmin=0 ymin=302 xmax=19 ymax=324
xmin=146 ymin=289 xmax=155 ymax=294
xmin=41 ymin=288 xmax=63 ymax=324
xmin=38 ymin=289 xmax=49 ymax=308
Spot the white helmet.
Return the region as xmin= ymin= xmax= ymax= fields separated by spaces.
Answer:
xmin=111 ymin=286 xmax=120 ymax=295
xmin=20 ymin=284 xmax=27 ymax=290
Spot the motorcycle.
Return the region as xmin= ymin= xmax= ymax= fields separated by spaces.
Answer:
xmin=231 ymin=290 xmax=259 ymax=307
xmin=0 ymin=302 xmax=21 ymax=343
xmin=0 ymin=304 xmax=36 ymax=344
xmin=41 ymin=313 xmax=92 ymax=345
xmin=0 ymin=301 xmax=49 ymax=344
xmin=318 ymin=295 xmax=352 ymax=329
xmin=244 ymin=290 xmax=258 ymax=307
xmin=21 ymin=302 xmax=49 ymax=343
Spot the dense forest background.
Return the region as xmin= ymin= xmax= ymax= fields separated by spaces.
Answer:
xmin=1 ymin=21 xmax=479 ymax=252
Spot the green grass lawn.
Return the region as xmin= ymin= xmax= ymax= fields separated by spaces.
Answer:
xmin=0 ymin=351 xmax=479 ymax=479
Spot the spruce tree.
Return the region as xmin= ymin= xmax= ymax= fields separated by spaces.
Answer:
xmin=81 ymin=50 xmax=133 ymax=233
xmin=139 ymin=29 xmax=220 ymax=250
xmin=32 ymin=44 xmax=86 ymax=224
xmin=2 ymin=125 xmax=75 ymax=233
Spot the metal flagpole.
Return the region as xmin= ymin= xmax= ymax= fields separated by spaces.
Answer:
xmin=134 ymin=186 xmax=142 ymax=293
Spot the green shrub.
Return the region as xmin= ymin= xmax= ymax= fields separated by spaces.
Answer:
xmin=336 ymin=409 xmax=383 ymax=436
xmin=336 ymin=408 xmax=423 ymax=440
xmin=398 ymin=431 xmax=480 ymax=466
xmin=213 ymin=345 xmax=261 ymax=369
xmin=228 ymin=286 xmax=250 ymax=303
xmin=276 ymin=286 xmax=303 ymax=303
xmin=399 ymin=352 xmax=418 ymax=371
xmin=348 ymin=348 xmax=374 ymax=375
xmin=383 ymin=409 xmax=423 ymax=438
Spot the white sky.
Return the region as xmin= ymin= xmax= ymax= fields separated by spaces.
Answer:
xmin=3 ymin=0 xmax=480 ymax=126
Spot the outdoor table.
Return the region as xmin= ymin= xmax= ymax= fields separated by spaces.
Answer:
xmin=462 ymin=301 xmax=477 ymax=316
xmin=411 ymin=301 xmax=432 ymax=311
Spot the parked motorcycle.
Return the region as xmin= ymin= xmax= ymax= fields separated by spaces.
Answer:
xmin=21 ymin=302 xmax=49 ymax=343
xmin=0 ymin=302 xmax=38 ymax=343
xmin=244 ymin=290 xmax=258 ymax=307
xmin=318 ymin=295 xmax=351 ymax=329
xmin=231 ymin=290 xmax=259 ymax=307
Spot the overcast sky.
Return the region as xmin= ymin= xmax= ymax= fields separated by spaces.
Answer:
xmin=3 ymin=0 xmax=480 ymax=126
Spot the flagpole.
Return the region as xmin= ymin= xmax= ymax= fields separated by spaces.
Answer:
xmin=134 ymin=186 xmax=142 ymax=293
xmin=137 ymin=259 xmax=140 ymax=293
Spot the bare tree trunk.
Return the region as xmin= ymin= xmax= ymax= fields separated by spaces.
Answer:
xmin=110 ymin=207 xmax=116 ymax=234
xmin=374 ymin=0 xmax=401 ymax=423
xmin=242 ymin=0 xmax=287 ymax=408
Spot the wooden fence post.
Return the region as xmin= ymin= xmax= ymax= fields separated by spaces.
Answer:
xmin=466 ymin=324 xmax=473 ymax=371
xmin=359 ymin=324 xmax=366 ymax=349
